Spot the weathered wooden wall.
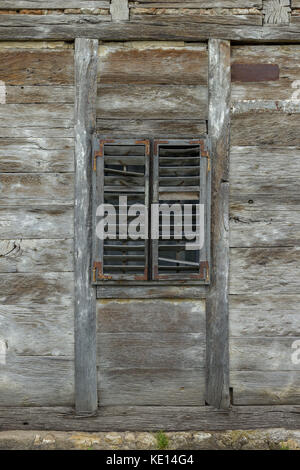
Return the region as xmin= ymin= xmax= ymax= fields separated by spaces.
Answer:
xmin=230 ymin=44 xmax=300 ymax=405
xmin=0 ymin=41 xmax=75 ymax=406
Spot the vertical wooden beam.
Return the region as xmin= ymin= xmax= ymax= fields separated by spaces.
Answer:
xmin=74 ymin=38 xmax=98 ymax=414
xmin=110 ymin=0 xmax=129 ymax=21
xmin=206 ymin=39 xmax=231 ymax=410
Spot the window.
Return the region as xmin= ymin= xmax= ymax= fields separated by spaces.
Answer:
xmin=92 ymin=137 xmax=210 ymax=284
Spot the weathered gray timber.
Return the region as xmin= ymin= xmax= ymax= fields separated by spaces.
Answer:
xmin=0 ymin=207 xmax=73 ymax=239
xmin=132 ymin=14 xmax=263 ymax=26
xmin=263 ymin=0 xmax=291 ymax=24
xmin=96 ymin=119 xmax=207 ymax=137
xmin=98 ymin=369 xmax=206 ymax=406
xmin=133 ymin=1 xmax=262 ymax=5
xmin=97 ymin=285 xmax=207 ymax=298
xmin=0 ymin=1 xmax=109 ymax=7
xmin=0 ymin=406 xmax=299 ymax=432
xmin=98 ymin=43 xmax=208 ymax=85
xmin=0 ymin=239 xmax=73 ymax=273
xmin=0 ymin=357 xmax=74 ymax=407
xmin=4 ymin=17 xmax=300 ymax=42
xmin=97 ymin=84 xmax=208 ymax=119
xmin=0 ymin=304 xmax=74 ymax=356
xmin=111 ymin=0 xmax=129 ymax=21
xmin=4 ymin=86 xmax=74 ymax=104
xmin=206 ymin=39 xmax=230 ymax=409
xmin=0 ymin=104 xmax=73 ymax=128
xmin=230 ymin=247 xmax=300 ymax=294
xmin=74 ymin=38 xmax=98 ymax=414
xmin=231 ymin=371 xmax=300 ymax=405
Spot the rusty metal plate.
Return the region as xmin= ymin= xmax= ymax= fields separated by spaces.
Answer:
xmin=231 ymin=63 xmax=279 ymax=82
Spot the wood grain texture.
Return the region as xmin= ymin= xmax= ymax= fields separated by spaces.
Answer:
xmin=263 ymin=0 xmax=291 ymax=25
xmin=98 ymin=43 xmax=208 ymax=85
xmin=0 ymin=127 xmax=74 ymax=138
xmin=230 ymin=247 xmax=300 ymax=294
xmin=0 ymin=273 xmax=74 ymax=306
xmin=0 ymin=173 xmax=74 ymax=206
xmin=131 ymin=13 xmax=263 ymax=26
xmin=74 ymin=38 xmax=98 ymax=414
xmin=97 ymin=285 xmax=207 ymax=298
xmin=98 ymin=333 xmax=205 ymax=369
xmin=206 ymin=39 xmax=230 ymax=409
xmin=0 ymin=305 xmax=74 ymax=357
xmin=131 ymin=1 xmax=262 ymax=6
xmin=3 ymin=18 xmax=300 ymax=43
xmin=0 ymin=138 xmax=74 ymax=172
xmin=0 ymin=405 xmax=299 ymax=432
xmin=4 ymin=85 xmax=74 ymax=104
xmin=0 ymin=49 xmax=74 ymax=85
xmin=0 ymin=104 xmax=73 ymax=128
xmin=231 ymin=371 xmax=300 ymax=405
xmin=0 ymin=1 xmax=109 ymax=7
xmin=230 ymin=295 xmax=300 ymax=337
xmin=97 ymin=84 xmax=208 ymax=119
xmin=0 ymin=356 xmax=74 ymax=407
xmin=96 ymin=119 xmax=207 ymax=137
xmin=231 ymin=337 xmax=300 ymax=371
xmin=97 ymin=299 xmax=205 ymax=332
xmin=111 ymin=0 xmax=129 ymax=21
xmin=0 ymin=206 xmax=73 ymax=239
xmin=98 ymin=369 xmax=205 ymax=405
xmin=0 ymin=239 xmax=73 ymax=273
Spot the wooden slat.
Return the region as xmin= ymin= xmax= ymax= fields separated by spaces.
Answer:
xmin=0 ymin=206 xmax=73 ymax=239
xmin=0 ymin=356 xmax=74 ymax=407
xmin=0 ymin=1 xmax=109 ymax=7
xmin=97 ymin=333 xmax=205 ymax=369
xmin=131 ymin=1 xmax=262 ymax=6
xmin=231 ymin=371 xmax=300 ymax=405
xmin=230 ymin=247 xmax=300 ymax=294
xmin=0 ymin=138 xmax=74 ymax=172
xmin=230 ymin=295 xmax=300 ymax=337
xmin=98 ymin=43 xmax=208 ymax=85
xmin=96 ymin=119 xmax=206 ymax=136
xmin=4 ymin=85 xmax=74 ymax=104
xmin=0 ymin=272 xmax=74 ymax=306
xmin=0 ymin=173 xmax=74 ymax=206
xmin=0 ymin=104 xmax=73 ymax=128
xmin=74 ymin=38 xmax=98 ymax=414
xmin=0 ymin=405 xmax=299 ymax=432
xmin=131 ymin=13 xmax=263 ymax=26
xmin=231 ymin=113 xmax=300 ymax=146
xmin=0 ymin=127 xmax=74 ymax=138
xmin=231 ymin=337 xmax=300 ymax=371
xmin=98 ymin=369 xmax=205 ymax=406
xmin=97 ymin=285 xmax=207 ymax=298
xmin=0 ymin=49 xmax=74 ymax=85
xmin=97 ymin=299 xmax=205 ymax=332
xmin=97 ymin=84 xmax=208 ymax=119
xmin=206 ymin=39 xmax=230 ymax=409
xmin=0 ymin=304 xmax=74 ymax=357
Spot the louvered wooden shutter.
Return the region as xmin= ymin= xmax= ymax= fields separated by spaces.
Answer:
xmin=92 ymin=138 xmax=150 ymax=281
xmin=152 ymin=139 xmax=210 ymax=281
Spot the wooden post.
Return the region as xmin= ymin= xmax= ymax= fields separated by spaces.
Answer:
xmin=74 ymin=38 xmax=98 ymax=414
xmin=206 ymin=39 xmax=231 ymax=409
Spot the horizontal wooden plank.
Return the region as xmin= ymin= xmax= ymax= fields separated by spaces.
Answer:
xmin=232 ymin=45 xmax=300 ymax=101
xmin=97 ymin=285 xmax=207 ymax=298
xmin=231 ymin=337 xmax=300 ymax=371
xmin=0 ymin=405 xmax=299 ymax=432
xmin=97 ymin=333 xmax=205 ymax=369
xmin=97 ymin=299 xmax=205 ymax=332
xmin=231 ymin=371 xmax=300 ymax=405
xmin=131 ymin=1 xmax=262 ymax=6
xmin=4 ymin=85 xmax=74 ymax=104
xmin=231 ymin=113 xmax=300 ymax=146
xmin=0 ymin=239 xmax=73 ymax=273
xmin=0 ymin=127 xmax=74 ymax=138
xmin=96 ymin=119 xmax=207 ymax=137
xmin=0 ymin=173 xmax=74 ymax=206
xmin=0 ymin=272 xmax=74 ymax=305
xmin=0 ymin=138 xmax=74 ymax=172
xmin=0 ymin=206 xmax=73 ymax=239
xmin=230 ymin=295 xmax=300 ymax=337
xmin=0 ymin=1 xmax=109 ymax=7
xmin=230 ymin=193 xmax=300 ymax=212
xmin=0 ymin=49 xmax=74 ymax=85
xmin=97 ymin=84 xmax=207 ymax=119
xmin=0 ymin=304 xmax=73 ymax=356
xmin=98 ymin=368 xmax=205 ymax=406
xmin=2 ymin=19 xmax=300 ymax=43
xmin=0 ymin=356 xmax=74 ymax=407
xmin=230 ymin=247 xmax=300 ymax=294
xmin=98 ymin=43 xmax=208 ymax=85
xmin=0 ymin=104 xmax=73 ymax=128
xmin=132 ymin=13 xmax=262 ymax=26
xmin=230 ymin=209 xmax=300 ymax=247
xmin=0 ymin=15 xmax=111 ymax=27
